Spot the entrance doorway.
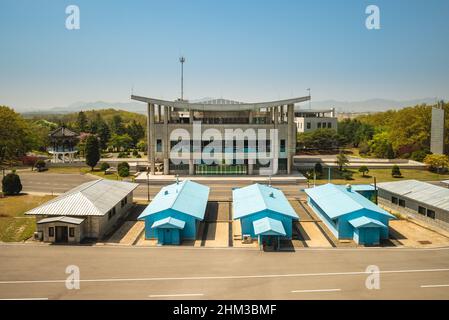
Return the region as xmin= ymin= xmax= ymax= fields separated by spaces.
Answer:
xmin=55 ymin=226 xmax=68 ymax=243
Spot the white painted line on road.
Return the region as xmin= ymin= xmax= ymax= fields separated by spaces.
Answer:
xmin=0 ymin=298 xmax=48 ymax=300
xmin=1 ymin=268 xmax=449 ymax=285
xmin=420 ymin=284 xmax=449 ymax=288
xmin=291 ymin=288 xmax=341 ymax=293
xmin=149 ymin=293 xmax=204 ymax=298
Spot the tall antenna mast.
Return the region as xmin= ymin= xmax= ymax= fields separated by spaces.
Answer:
xmin=179 ymin=56 xmax=186 ymax=100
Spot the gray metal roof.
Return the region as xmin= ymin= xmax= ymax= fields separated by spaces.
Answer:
xmin=377 ymin=180 xmax=449 ymax=212
xmin=131 ymin=95 xmax=310 ymax=111
xmin=37 ymin=216 xmax=85 ymax=225
xmin=26 ymin=179 xmax=139 ymax=216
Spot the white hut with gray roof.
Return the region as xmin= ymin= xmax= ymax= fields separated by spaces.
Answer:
xmin=26 ymin=179 xmax=138 ymax=243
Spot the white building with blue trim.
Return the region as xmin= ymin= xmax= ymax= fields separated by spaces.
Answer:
xmin=305 ymin=183 xmax=394 ymax=245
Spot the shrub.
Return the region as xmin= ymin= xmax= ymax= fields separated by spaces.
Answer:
xmin=358 ymin=165 xmax=369 ymax=177
xmin=341 ymin=171 xmax=353 ymax=180
xmin=135 ymin=154 xmax=141 ymax=158
xmin=117 ymin=152 xmax=127 ymax=158
xmin=118 ymin=167 xmax=129 ymax=177
xmin=2 ymin=172 xmax=22 ymax=195
xmin=132 ymin=149 xmax=139 ymax=156
xmin=117 ymin=162 xmax=130 ymax=172
xmin=391 ymin=165 xmax=402 ymax=177
xmin=410 ymin=150 xmax=428 ymax=162
xmin=100 ymin=162 xmax=110 ymax=172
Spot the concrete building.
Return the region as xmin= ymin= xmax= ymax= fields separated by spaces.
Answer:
xmin=305 ymin=184 xmax=394 ymax=245
xmin=232 ymin=183 xmax=299 ymax=250
xmin=131 ymin=95 xmax=310 ymax=175
xmin=26 ymin=179 xmax=139 ymax=243
xmin=294 ymin=108 xmax=337 ymax=133
xmin=430 ymin=105 xmax=445 ymax=155
xmin=377 ymin=180 xmax=449 ymax=230
xmin=138 ymin=180 xmax=210 ymax=245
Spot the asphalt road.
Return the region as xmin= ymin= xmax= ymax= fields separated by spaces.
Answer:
xmin=1 ymin=244 xmax=449 ymax=299
xmin=18 ymin=172 xmax=305 ymax=200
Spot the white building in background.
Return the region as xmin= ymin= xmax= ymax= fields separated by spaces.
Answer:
xmin=294 ymin=108 xmax=337 ymax=133
xmin=430 ymin=105 xmax=445 ymax=155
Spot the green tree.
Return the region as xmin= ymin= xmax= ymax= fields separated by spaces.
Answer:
xmin=423 ymin=154 xmax=449 ymax=173
xmin=110 ymin=115 xmax=125 ymax=135
xmin=336 ymin=151 xmax=349 ymax=171
xmin=85 ymin=135 xmax=100 ymax=170
xmin=117 ymin=161 xmax=130 ymax=172
xmin=109 ymin=134 xmax=133 ymax=151
xmin=2 ymin=171 xmax=22 ymax=195
xmin=97 ymin=121 xmax=111 ymax=150
xmin=391 ymin=165 xmax=402 ymax=177
xmin=297 ymin=129 xmax=342 ymax=150
xmin=368 ymin=131 xmax=395 ymax=159
xmin=76 ymin=111 xmax=88 ymax=132
xmin=314 ymin=162 xmax=323 ymax=177
xmin=358 ymin=165 xmax=369 ymax=177
xmin=118 ymin=166 xmax=129 ymax=177
xmin=126 ymin=120 xmax=145 ymax=146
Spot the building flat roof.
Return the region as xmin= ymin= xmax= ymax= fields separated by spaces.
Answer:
xmin=232 ymin=183 xmax=299 ymax=220
xmin=131 ymin=95 xmax=310 ymax=111
xmin=304 ymin=183 xmax=393 ymax=219
xmin=253 ymin=217 xmax=286 ymax=236
xmin=138 ymin=180 xmax=210 ymax=220
xmin=26 ymin=179 xmax=139 ymax=216
xmin=377 ymin=180 xmax=449 ymax=212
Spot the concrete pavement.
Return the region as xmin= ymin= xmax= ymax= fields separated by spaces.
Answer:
xmin=1 ymin=244 xmax=449 ymax=299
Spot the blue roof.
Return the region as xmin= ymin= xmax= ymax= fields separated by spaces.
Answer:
xmin=232 ymin=184 xmax=299 ymax=220
xmin=351 ymin=184 xmax=375 ymax=192
xmin=151 ymin=217 xmax=186 ymax=229
xmin=304 ymin=183 xmax=394 ymax=219
xmin=253 ymin=217 xmax=286 ymax=236
xmin=349 ymin=216 xmax=387 ymax=229
xmin=138 ymin=180 xmax=210 ymax=220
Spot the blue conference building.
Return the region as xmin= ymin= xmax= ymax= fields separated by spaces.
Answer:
xmin=138 ymin=180 xmax=210 ymax=245
xmin=305 ymin=183 xmax=394 ymax=245
xmin=233 ymin=183 xmax=299 ymax=248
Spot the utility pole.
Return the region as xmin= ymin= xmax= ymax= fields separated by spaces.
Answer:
xmin=179 ymin=56 xmax=186 ymax=101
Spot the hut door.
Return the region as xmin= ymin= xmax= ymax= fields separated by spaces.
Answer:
xmin=55 ymin=226 xmax=68 ymax=243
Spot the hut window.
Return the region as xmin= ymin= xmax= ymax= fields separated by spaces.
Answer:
xmin=391 ymin=197 xmax=398 ymax=205
xmin=418 ymin=206 xmax=426 ymax=215
xmin=427 ymin=210 xmax=436 ymax=219
xmin=49 ymin=227 xmax=54 ymax=237
xmin=398 ymin=199 xmax=405 ymax=207
xmin=69 ymin=227 xmax=75 ymax=237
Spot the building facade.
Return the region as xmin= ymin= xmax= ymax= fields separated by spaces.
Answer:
xmin=295 ymin=108 xmax=337 ymax=133
xmin=138 ymin=180 xmax=210 ymax=245
xmin=232 ymin=183 xmax=299 ymax=250
xmin=305 ymin=183 xmax=394 ymax=245
xmin=26 ymin=179 xmax=138 ymax=243
xmin=377 ymin=180 xmax=449 ymax=230
xmin=131 ymin=95 xmax=310 ymax=175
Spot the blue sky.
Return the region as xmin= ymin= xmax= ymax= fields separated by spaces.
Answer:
xmin=0 ymin=0 xmax=448 ymax=110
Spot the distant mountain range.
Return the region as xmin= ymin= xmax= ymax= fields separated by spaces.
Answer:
xmin=19 ymin=97 xmax=442 ymax=115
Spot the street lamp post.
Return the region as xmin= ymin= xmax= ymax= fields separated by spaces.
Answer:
xmin=146 ymin=166 xmax=150 ymax=202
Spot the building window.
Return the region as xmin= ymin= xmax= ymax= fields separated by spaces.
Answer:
xmin=317 ymin=122 xmax=321 ymax=129
xmin=306 ymin=122 xmax=311 ymax=129
xmin=156 ymin=139 xmax=162 ymax=152
xmin=49 ymin=227 xmax=54 ymax=237
xmin=327 ymin=122 xmax=332 ymax=128
xmin=427 ymin=209 xmax=436 ymax=219
xmin=69 ymin=227 xmax=75 ymax=237
xmin=108 ymin=207 xmax=116 ymax=220
xmin=391 ymin=197 xmax=398 ymax=204
xmin=418 ymin=206 xmax=426 ymax=215
xmin=398 ymin=199 xmax=405 ymax=207
xmin=280 ymin=140 xmax=286 ymax=152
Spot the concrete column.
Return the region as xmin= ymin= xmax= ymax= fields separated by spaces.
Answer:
xmin=189 ymin=159 xmax=194 ymax=175
xmin=248 ymin=110 xmax=253 ymax=124
xmin=157 ymin=104 xmax=162 ymax=123
xmin=248 ymin=162 xmax=254 ymax=175
xmin=189 ymin=108 xmax=194 ymax=124
xmin=287 ymin=104 xmax=294 ymax=174
xmin=163 ymin=105 xmax=169 ymax=175
xmin=148 ymin=103 xmax=155 ymax=174
xmin=274 ymin=106 xmax=279 ymax=128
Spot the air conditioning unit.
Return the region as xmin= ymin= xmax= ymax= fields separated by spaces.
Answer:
xmin=242 ymin=234 xmax=252 ymax=244
xmin=34 ymin=231 xmax=43 ymax=241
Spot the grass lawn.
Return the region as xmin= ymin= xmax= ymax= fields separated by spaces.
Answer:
xmin=0 ymin=194 xmax=55 ymax=242
xmin=308 ymin=168 xmax=449 ymax=185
